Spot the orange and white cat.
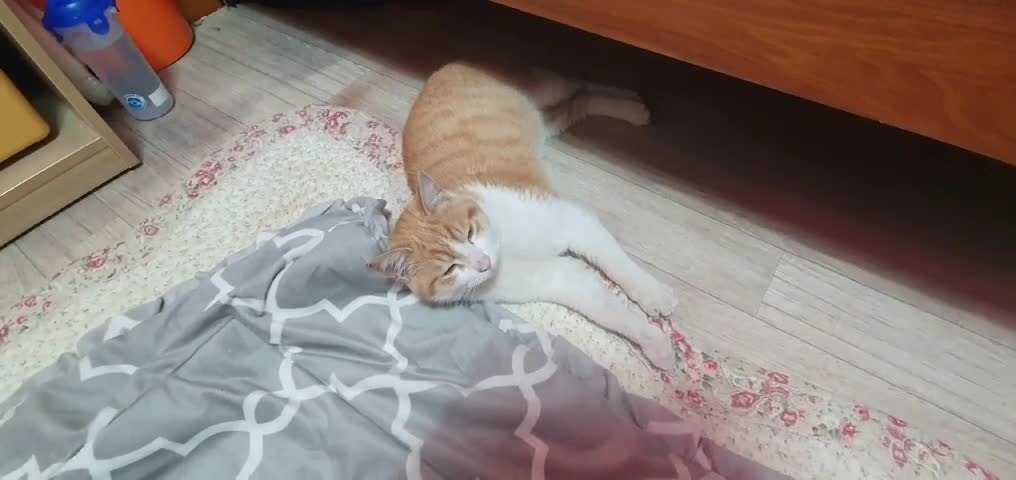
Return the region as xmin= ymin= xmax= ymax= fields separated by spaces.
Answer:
xmin=370 ymin=62 xmax=676 ymax=369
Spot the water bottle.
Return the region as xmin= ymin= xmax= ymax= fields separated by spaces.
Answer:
xmin=43 ymin=0 xmax=173 ymax=121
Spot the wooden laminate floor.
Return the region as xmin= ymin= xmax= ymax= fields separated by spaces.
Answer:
xmin=2 ymin=1 xmax=1015 ymax=473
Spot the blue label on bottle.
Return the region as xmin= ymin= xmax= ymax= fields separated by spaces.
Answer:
xmin=124 ymin=94 xmax=146 ymax=111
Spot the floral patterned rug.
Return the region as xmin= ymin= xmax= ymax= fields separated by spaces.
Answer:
xmin=0 ymin=105 xmax=1002 ymax=480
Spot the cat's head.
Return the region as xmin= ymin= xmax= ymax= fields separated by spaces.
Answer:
xmin=369 ymin=173 xmax=499 ymax=302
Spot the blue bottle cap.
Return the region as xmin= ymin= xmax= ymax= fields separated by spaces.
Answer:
xmin=42 ymin=0 xmax=117 ymax=36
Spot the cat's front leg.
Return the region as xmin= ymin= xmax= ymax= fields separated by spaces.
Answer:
xmin=479 ymin=256 xmax=675 ymax=370
xmin=549 ymin=202 xmax=678 ymax=318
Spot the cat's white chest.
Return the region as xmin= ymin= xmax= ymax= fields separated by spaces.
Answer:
xmin=467 ymin=185 xmax=578 ymax=257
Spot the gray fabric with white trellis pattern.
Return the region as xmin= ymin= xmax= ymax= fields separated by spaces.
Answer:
xmin=0 ymin=197 xmax=788 ymax=480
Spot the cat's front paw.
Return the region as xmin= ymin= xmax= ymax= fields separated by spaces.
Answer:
xmin=639 ymin=326 xmax=675 ymax=371
xmin=630 ymin=280 xmax=678 ymax=317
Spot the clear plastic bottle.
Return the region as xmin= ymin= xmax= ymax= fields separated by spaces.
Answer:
xmin=44 ymin=0 xmax=173 ymax=121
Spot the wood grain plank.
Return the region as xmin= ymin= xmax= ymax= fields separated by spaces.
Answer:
xmin=0 ymin=245 xmax=46 ymax=305
xmin=110 ymin=88 xmax=243 ymax=170
xmin=221 ymin=8 xmax=418 ymax=125
xmin=93 ymin=177 xmax=164 ymax=227
xmin=109 ymin=125 xmax=193 ymax=182
xmin=233 ymin=4 xmax=436 ymax=92
xmin=492 ymin=0 xmax=1016 ymax=164
xmin=63 ymin=195 xmax=134 ymax=248
xmin=10 ymin=148 xmax=133 ymax=277
xmin=545 ymin=148 xmax=783 ymax=312
xmin=212 ymin=11 xmax=369 ymax=87
xmin=197 ymin=12 xmax=361 ymax=101
xmin=14 ymin=219 xmax=81 ymax=279
xmin=169 ymin=50 xmax=298 ymax=125
xmin=25 ymin=198 xmax=133 ymax=271
xmin=786 ymin=241 xmax=1016 ymax=351
xmin=640 ymin=259 xmax=1016 ymax=475
xmin=92 ymin=133 xmax=190 ymax=226
xmin=186 ymin=41 xmax=323 ymax=107
xmin=759 ymin=254 xmax=1016 ymax=444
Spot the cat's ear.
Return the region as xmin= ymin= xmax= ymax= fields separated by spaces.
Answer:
xmin=418 ymin=173 xmax=449 ymax=215
xmin=368 ymin=247 xmax=413 ymax=280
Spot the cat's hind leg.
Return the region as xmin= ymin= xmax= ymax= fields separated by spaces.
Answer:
xmin=542 ymin=92 xmax=650 ymax=137
xmin=479 ymin=256 xmax=675 ymax=370
xmin=524 ymin=68 xmax=644 ymax=105
xmin=581 ymin=79 xmax=644 ymax=101
xmin=515 ymin=67 xmax=649 ymax=135
xmin=521 ymin=67 xmax=582 ymax=109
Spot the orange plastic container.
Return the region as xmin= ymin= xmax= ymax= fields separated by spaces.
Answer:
xmin=33 ymin=0 xmax=193 ymax=71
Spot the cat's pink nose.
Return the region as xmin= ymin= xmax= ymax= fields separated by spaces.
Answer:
xmin=475 ymin=255 xmax=491 ymax=272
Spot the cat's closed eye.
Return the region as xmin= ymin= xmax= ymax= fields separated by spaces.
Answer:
xmin=466 ymin=226 xmax=475 ymax=242
xmin=443 ymin=264 xmax=461 ymax=277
